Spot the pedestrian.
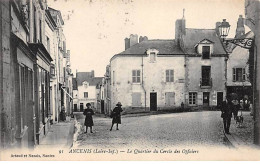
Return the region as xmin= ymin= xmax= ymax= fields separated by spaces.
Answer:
xmin=221 ymin=96 xmax=233 ymax=134
xmin=83 ymin=103 xmax=94 ymax=133
xmin=232 ymin=98 xmax=239 ymax=120
xmin=110 ymin=102 xmax=123 ymax=131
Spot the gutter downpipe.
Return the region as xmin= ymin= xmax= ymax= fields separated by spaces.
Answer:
xmin=142 ymin=52 xmax=147 ymax=111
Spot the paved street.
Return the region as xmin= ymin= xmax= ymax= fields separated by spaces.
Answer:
xmin=74 ymin=111 xmax=229 ymax=149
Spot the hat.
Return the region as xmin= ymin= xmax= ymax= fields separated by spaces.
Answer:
xmin=86 ymin=103 xmax=91 ymax=106
xmin=116 ymin=102 xmax=122 ymax=106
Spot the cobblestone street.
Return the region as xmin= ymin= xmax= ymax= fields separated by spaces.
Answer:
xmin=74 ymin=111 xmax=229 ymax=149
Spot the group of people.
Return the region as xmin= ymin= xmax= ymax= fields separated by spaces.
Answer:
xmin=221 ymin=97 xmax=245 ymax=134
xmin=83 ymin=102 xmax=123 ymax=133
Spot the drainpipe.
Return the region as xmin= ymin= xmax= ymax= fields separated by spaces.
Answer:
xmin=142 ymin=53 xmax=147 ymax=111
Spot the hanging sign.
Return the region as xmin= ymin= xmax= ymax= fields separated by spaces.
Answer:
xmin=226 ymin=38 xmax=253 ymax=49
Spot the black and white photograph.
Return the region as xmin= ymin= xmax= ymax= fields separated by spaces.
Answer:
xmin=0 ymin=0 xmax=260 ymax=161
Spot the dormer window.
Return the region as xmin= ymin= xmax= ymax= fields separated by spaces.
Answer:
xmin=202 ymin=46 xmax=210 ymax=59
xmin=150 ymin=52 xmax=156 ymax=62
xmin=196 ymin=39 xmax=214 ymax=60
xmin=147 ymin=49 xmax=159 ymax=63
xmin=83 ymin=81 xmax=89 ymax=88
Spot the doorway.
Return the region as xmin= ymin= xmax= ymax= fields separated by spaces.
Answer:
xmin=203 ymin=92 xmax=210 ymax=106
xmin=74 ymin=104 xmax=78 ymax=112
xmin=101 ymin=100 xmax=104 ymax=114
xmin=150 ymin=92 xmax=157 ymax=111
xmin=80 ymin=103 xmax=84 ymax=112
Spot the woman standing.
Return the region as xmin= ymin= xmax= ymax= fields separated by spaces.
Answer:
xmin=83 ymin=103 xmax=94 ymax=133
xmin=110 ymin=102 xmax=123 ymax=131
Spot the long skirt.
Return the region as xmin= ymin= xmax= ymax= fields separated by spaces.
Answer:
xmin=112 ymin=115 xmax=121 ymax=124
xmin=84 ymin=116 xmax=94 ymax=127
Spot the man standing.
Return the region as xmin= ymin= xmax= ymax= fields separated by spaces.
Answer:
xmin=221 ymin=97 xmax=233 ymax=134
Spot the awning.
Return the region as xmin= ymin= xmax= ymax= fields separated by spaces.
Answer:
xmin=61 ymin=87 xmax=73 ymax=100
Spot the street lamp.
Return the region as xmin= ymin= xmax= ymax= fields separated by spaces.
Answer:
xmin=218 ymin=19 xmax=231 ymax=40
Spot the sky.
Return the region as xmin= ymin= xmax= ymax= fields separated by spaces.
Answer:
xmin=48 ymin=0 xmax=249 ymax=77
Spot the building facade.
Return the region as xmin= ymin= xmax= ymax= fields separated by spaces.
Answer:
xmin=108 ymin=18 xmax=228 ymax=111
xmin=0 ymin=0 xmax=72 ymax=150
xmin=72 ymin=71 xmax=103 ymax=112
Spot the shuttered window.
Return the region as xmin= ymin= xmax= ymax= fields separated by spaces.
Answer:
xmin=233 ymin=68 xmax=246 ymax=82
xmin=166 ymin=70 xmax=174 ymax=82
xmin=132 ymin=70 xmax=141 ymax=83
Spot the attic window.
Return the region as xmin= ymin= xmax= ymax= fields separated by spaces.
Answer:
xmin=202 ymin=46 xmax=210 ymax=59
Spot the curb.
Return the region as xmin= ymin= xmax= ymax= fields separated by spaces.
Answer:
xmin=223 ymin=129 xmax=259 ymax=149
xmin=70 ymin=116 xmax=82 ymax=148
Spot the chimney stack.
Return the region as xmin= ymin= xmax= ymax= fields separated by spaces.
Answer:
xmin=235 ymin=15 xmax=245 ymax=38
xmin=139 ymin=36 xmax=143 ymax=43
xmin=130 ymin=34 xmax=138 ymax=47
xmin=91 ymin=70 xmax=95 ymax=78
xmin=215 ymin=22 xmax=221 ymax=36
xmin=125 ymin=38 xmax=130 ymax=50
xmin=175 ymin=19 xmax=186 ymax=41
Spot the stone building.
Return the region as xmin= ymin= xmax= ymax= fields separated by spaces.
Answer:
xmin=72 ymin=71 xmax=103 ymax=112
xmin=245 ymin=0 xmax=260 ymax=145
xmin=225 ymin=15 xmax=253 ymax=103
xmin=108 ymin=18 xmax=228 ymax=111
xmin=0 ymin=0 xmax=72 ymax=150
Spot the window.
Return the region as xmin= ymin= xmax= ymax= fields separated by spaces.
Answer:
xmin=150 ymin=52 xmax=156 ymax=62
xmin=50 ymin=65 xmax=55 ymax=76
xmin=201 ymin=66 xmax=211 ymax=86
xmin=202 ymin=46 xmax=210 ymax=59
xmin=132 ymin=70 xmax=141 ymax=83
xmin=84 ymin=92 xmax=88 ymax=98
xmin=46 ymin=36 xmax=50 ymax=52
xmin=189 ymin=92 xmax=197 ymax=105
xmin=113 ymin=71 xmax=115 ymax=85
xmin=166 ymin=70 xmax=174 ymax=82
xmin=233 ymin=68 xmax=246 ymax=82
xmin=39 ymin=20 xmax=42 ymax=43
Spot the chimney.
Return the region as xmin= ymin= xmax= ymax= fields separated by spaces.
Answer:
xmin=175 ymin=19 xmax=186 ymax=42
xmin=91 ymin=70 xmax=95 ymax=78
xmin=143 ymin=36 xmax=148 ymax=41
xmin=124 ymin=38 xmax=130 ymax=50
xmin=235 ymin=15 xmax=245 ymax=38
xmin=130 ymin=34 xmax=138 ymax=47
xmin=215 ymin=22 xmax=221 ymax=36
xmin=139 ymin=36 xmax=143 ymax=43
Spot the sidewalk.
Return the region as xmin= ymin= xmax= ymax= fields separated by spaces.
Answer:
xmin=224 ymin=111 xmax=258 ymax=149
xmin=36 ymin=117 xmax=75 ymax=149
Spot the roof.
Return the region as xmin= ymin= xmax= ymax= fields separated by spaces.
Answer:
xmin=118 ymin=39 xmax=184 ymax=55
xmin=48 ymin=7 xmax=64 ymax=25
xmin=72 ymin=78 xmax=77 ymax=90
xmin=182 ymin=28 xmax=227 ymax=55
xmin=76 ymin=72 xmax=103 ymax=89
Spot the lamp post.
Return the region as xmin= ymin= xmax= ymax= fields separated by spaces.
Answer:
xmin=218 ymin=19 xmax=231 ymax=41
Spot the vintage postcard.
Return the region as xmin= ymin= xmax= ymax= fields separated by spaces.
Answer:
xmin=0 ymin=0 xmax=260 ymax=161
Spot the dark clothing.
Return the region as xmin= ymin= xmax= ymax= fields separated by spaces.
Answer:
xmin=112 ymin=107 xmax=123 ymax=124
xmin=221 ymin=100 xmax=233 ymax=133
xmin=221 ymin=101 xmax=233 ymax=119
xmin=223 ymin=117 xmax=231 ymax=133
xmin=83 ymin=108 xmax=94 ymax=127
xmin=232 ymin=100 xmax=240 ymax=119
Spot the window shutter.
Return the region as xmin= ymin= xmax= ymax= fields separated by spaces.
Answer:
xmin=232 ymin=68 xmax=236 ymax=82
xmin=162 ymin=70 xmax=165 ymax=82
xmin=242 ymin=68 xmax=246 ymax=81
xmin=171 ymin=70 xmax=174 ymax=82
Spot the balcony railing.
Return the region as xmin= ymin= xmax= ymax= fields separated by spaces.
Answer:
xmin=200 ymin=78 xmax=212 ymax=88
